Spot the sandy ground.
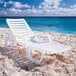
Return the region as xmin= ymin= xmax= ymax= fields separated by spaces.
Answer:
xmin=0 ymin=27 xmax=76 ymax=76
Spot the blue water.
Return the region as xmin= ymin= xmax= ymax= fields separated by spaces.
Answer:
xmin=0 ymin=17 xmax=76 ymax=34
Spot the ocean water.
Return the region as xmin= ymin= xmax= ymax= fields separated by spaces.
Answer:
xmin=0 ymin=17 xmax=76 ymax=34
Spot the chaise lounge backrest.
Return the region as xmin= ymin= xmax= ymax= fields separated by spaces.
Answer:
xmin=6 ymin=19 xmax=35 ymax=45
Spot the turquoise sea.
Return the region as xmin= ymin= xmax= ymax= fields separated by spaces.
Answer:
xmin=0 ymin=17 xmax=76 ymax=34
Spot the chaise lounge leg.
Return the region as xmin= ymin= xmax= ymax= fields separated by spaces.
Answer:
xmin=5 ymin=36 xmax=11 ymax=51
xmin=39 ymin=53 xmax=45 ymax=63
xmin=5 ymin=36 xmax=15 ymax=51
xmin=26 ymin=47 xmax=44 ymax=65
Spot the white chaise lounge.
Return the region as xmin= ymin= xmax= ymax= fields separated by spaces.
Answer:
xmin=5 ymin=19 xmax=71 ymax=64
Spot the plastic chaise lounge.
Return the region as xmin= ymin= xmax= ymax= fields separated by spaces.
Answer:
xmin=5 ymin=19 xmax=71 ymax=64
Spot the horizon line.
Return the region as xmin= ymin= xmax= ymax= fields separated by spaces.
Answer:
xmin=0 ymin=16 xmax=76 ymax=18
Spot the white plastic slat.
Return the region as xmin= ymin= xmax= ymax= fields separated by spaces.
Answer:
xmin=7 ymin=19 xmax=25 ymax=22
xmin=13 ymin=30 xmax=32 ymax=34
xmin=11 ymin=25 xmax=32 ymax=31
xmin=13 ymin=30 xmax=33 ymax=35
xmin=14 ymin=26 xmax=28 ymax=29
xmin=10 ymin=26 xmax=28 ymax=30
xmin=14 ymin=31 xmax=33 ymax=36
xmin=12 ymin=27 xmax=31 ymax=31
xmin=13 ymin=28 xmax=31 ymax=31
xmin=10 ymin=25 xmax=27 ymax=28
xmin=8 ymin=21 xmax=25 ymax=24
xmin=14 ymin=32 xmax=33 ymax=37
xmin=8 ymin=22 xmax=25 ymax=24
xmin=10 ymin=20 xmax=24 ymax=21
xmin=9 ymin=23 xmax=25 ymax=25
xmin=15 ymin=35 xmax=32 ymax=41
xmin=13 ymin=29 xmax=26 ymax=31
xmin=11 ymin=25 xmax=27 ymax=28
xmin=12 ymin=28 xmax=31 ymax=32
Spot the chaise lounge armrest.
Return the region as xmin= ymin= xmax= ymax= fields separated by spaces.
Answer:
xmin=30 ymin=36 xmax=49 ymax=43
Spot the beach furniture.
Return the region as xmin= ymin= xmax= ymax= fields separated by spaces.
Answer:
xmin=5 ymin=19 xmax=71 ymax=64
